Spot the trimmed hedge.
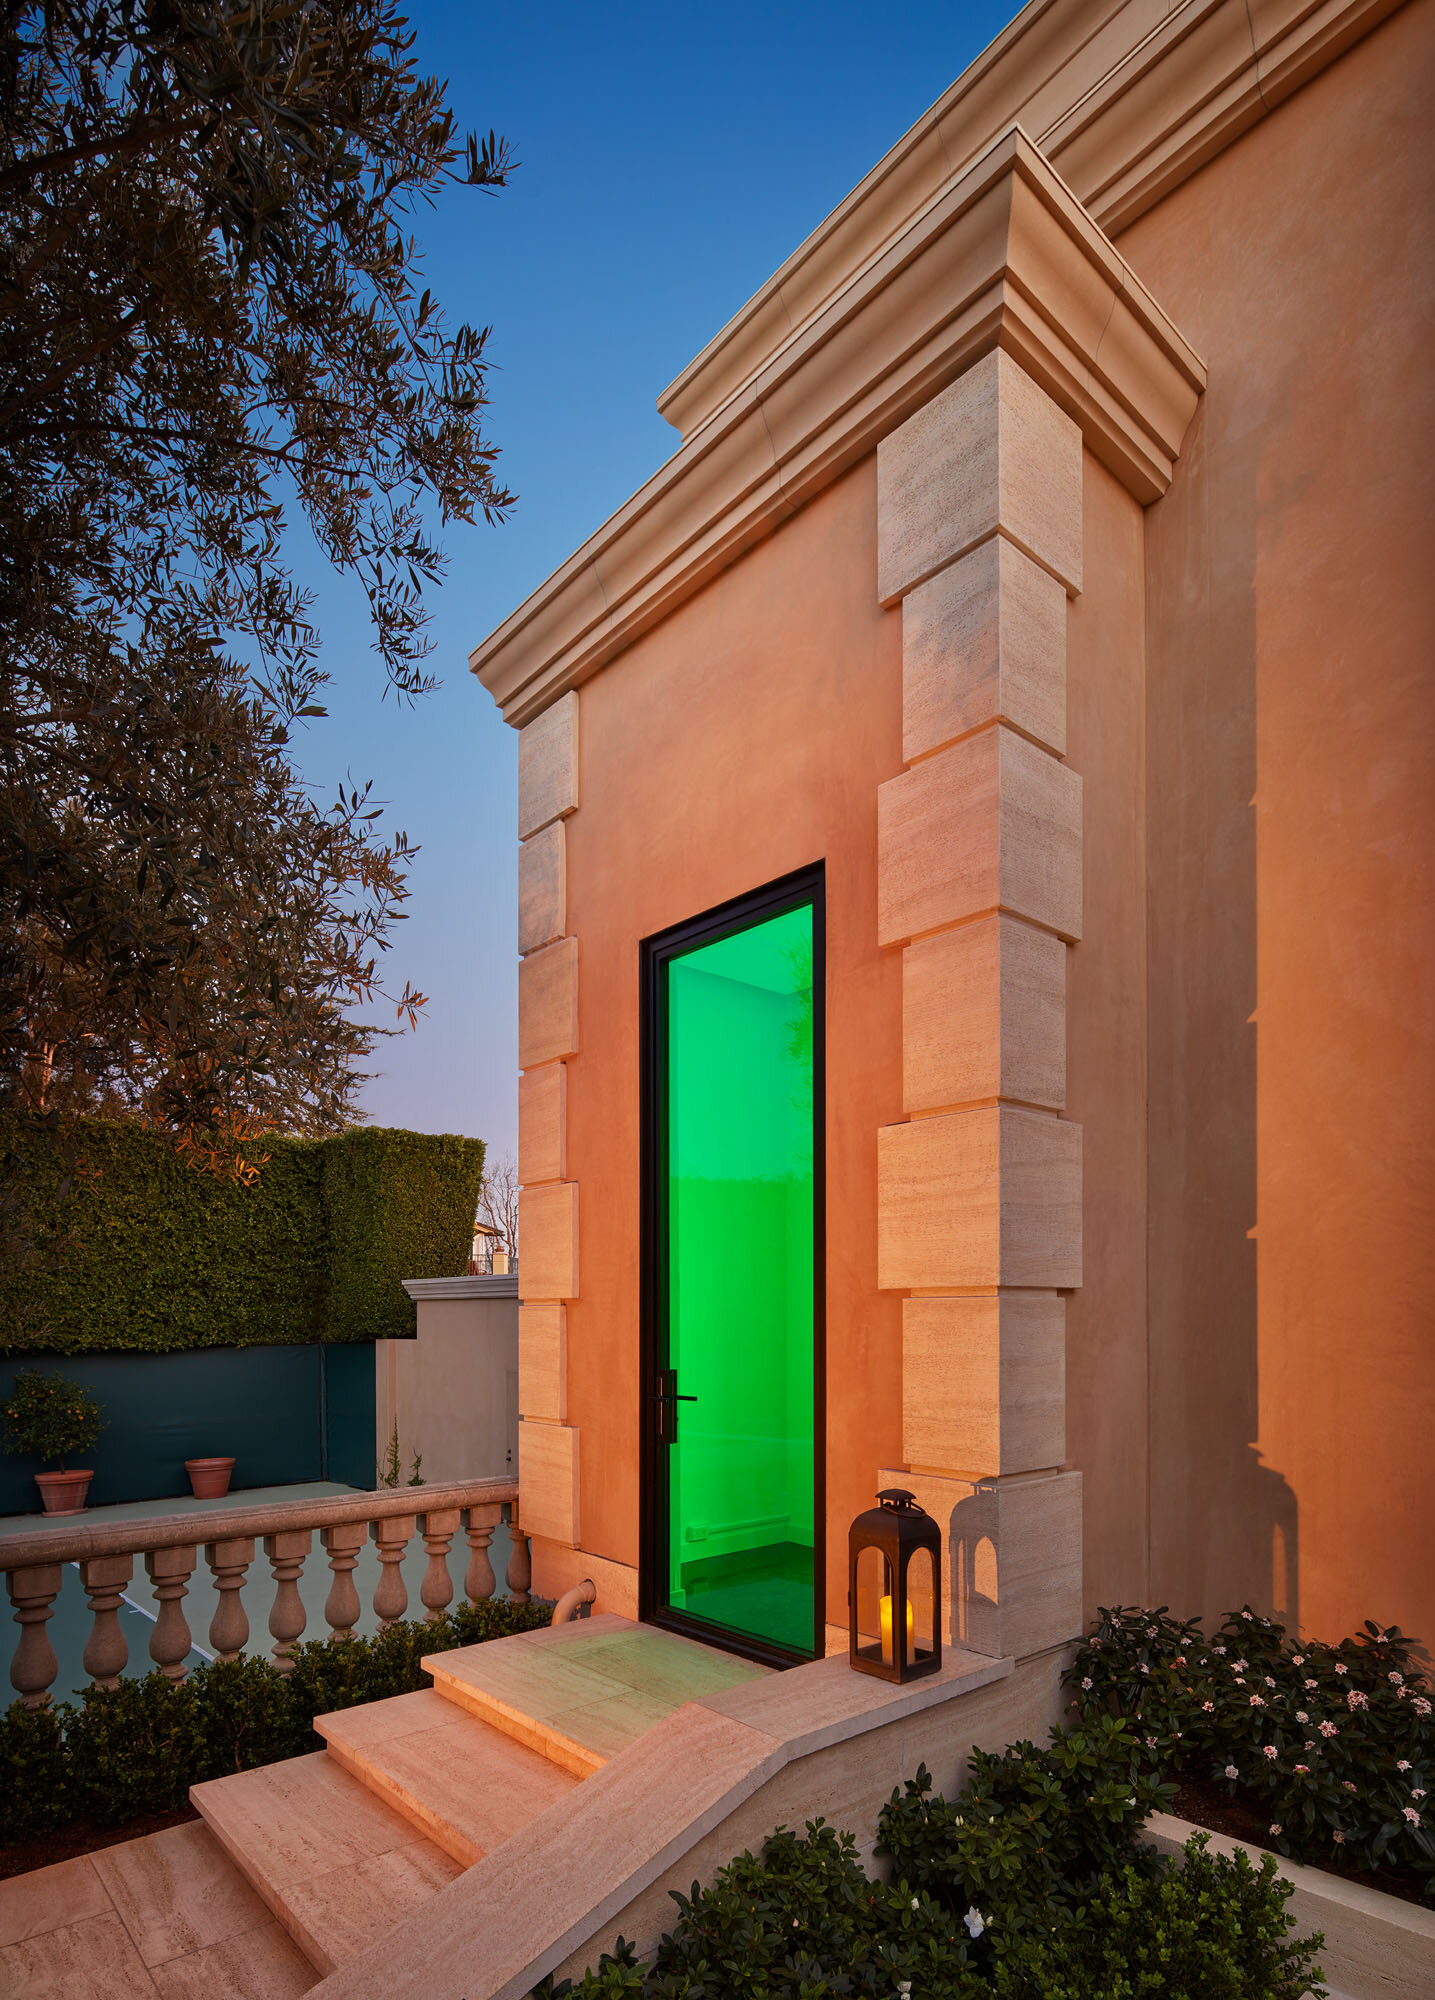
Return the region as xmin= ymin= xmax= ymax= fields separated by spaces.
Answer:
xmin=0 ymin=1114 xmax=484 ymax=1353
xmin=321 ymin=1126 xmax=486 ymax=1344
xmin=545 ymin=1723 xmax=1325 ymax=1999
xmin=0 ymin=1597 xmax=550 ymax=1846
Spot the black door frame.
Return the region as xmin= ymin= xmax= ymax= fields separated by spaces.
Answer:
xmin=638 ymin=862 xmax=827 ymax=1670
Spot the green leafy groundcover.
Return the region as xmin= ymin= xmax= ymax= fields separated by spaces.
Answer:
xmin=0 ymin=1114 xmax=485 ymax=1353
xmin=1068 ymin=1604 xmax=1435 ymax=1902
xmin=0 ymin=1596 xmax=548 ymax=1845
xmin=544 ymin=1720 xmax=1325 ymax=2000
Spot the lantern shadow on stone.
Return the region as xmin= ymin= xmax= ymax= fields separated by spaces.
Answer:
xmin=848 ymin=1488 xmax=941 ymax=1681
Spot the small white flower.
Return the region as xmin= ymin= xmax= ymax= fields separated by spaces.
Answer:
xmin=1413 ymin=1789 xmax=1427 ymax=1801
xmin=1319 ymin=1721 xmax=1339 ymax=1738
xmin=1397 ymin=1760 xmax=1412 ymax=1772
xmin=1242 ymin=1610 xmax=1253 ymax=1621
xmin=897 ymin=1985 xmax=912 ymax=1999
xmin=1082 ymin=1677 xmax=1093 ymax=1690
xmin=1263 ymin=1745 xmax=1278 ymax=1759
xmin=1347 ymin=1689 xmax=1370 ymax=1711
xmin=1390 ymin=1671 xmax=1404 ymax=1685
xmin=1215 ymin=1646 xmax=1227 ymax=1656
xmin=1404 ymin=1807 xmax=1422 ymax=1828
xmin=1250 ymin=1694 xmax=1266 ymax=1708
xmin=1270 ymin=1823 xmax=1282 ymax=1836
xmin=1304 ymin=1678 xmax=1318 ymax=1690
xmin=1333 ymin=1831 xmax=1345 ymax=1844
xmin=1414 ymin=1697 xmax=1431 ymax=1718
xmin=1343 ymin=1781 xmax=1357 ymax=1793
xmin=1225 ymin=1765 xmax=1239 ymax=1779
xmin=1292 ymin=1655 xmax=1305 ymax=1668
xmin=1336 ymin=1663 xmax=1348 ymax=1676
xmin=1201 ymin=1700 xmax=1215 ymax=1713
xmin=1146 ymin=1625 xmax=1158 ymax=1638
xmin=1296 ymin=1711 xmax=1309 ymax=1723
xmin=1234 ymin=1660 xmax=1248 ymax=1673
xmin=964 ymin=1906 xmax=986 ymax=1940
xmin=911 ymin=1896 xmax=920 ymax=1910
xmin=1139 ymin=1663 xmax=1150 ymax=1675
xmin=1294 ymin=1764 xmax=1310 ymax=1774
xmin=1265 ymin=1676 xmax=1276 ymax=1688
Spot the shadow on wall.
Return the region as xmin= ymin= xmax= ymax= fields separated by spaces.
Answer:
xmin=1145 ymin=386 xmax=1300 ymax=1637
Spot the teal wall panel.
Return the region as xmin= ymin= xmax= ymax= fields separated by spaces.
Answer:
xmin=0 ymin=1344 xmax=376 ymax=1514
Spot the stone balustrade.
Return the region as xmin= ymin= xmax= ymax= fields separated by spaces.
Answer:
xmin=1 ymin=1477 xmax=526 ymax=1709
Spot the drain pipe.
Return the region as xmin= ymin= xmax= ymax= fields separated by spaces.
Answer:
xmin=551 ymin=1578 xmax=597 ymax=1625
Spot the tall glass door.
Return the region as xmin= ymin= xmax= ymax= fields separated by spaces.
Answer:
xmin=641 ymin=869 xmax=823 ymax=1663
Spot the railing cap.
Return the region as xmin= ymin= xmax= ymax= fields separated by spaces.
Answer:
xmin=0 ymin=1476 xmax=518 ymax=1573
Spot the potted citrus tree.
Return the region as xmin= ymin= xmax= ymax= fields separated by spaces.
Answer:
xmin=1 ymin=1368 xmax=106 ymax=1514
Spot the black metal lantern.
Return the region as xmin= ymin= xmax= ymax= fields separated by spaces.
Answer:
xmin=848 ymin=1488 xmax=942 ymax=1682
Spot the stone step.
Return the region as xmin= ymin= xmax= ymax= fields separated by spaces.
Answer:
xmin=0 ymin=1823 xmax=317 ymax=1999
xmin=315 ymin=1686 xmax=581 ymax=1866
xmin=421 ymin=1612 xmax=769 ymax=1779
xmin=191 ymin=1749 xmax=461 ymax=1977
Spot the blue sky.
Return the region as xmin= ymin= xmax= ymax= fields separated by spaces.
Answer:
xmin=291 ymin=2 xmax=1019 ymax=1166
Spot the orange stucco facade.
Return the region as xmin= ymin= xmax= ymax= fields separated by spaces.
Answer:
xmin=480 ymin=0 xmax=1434 ymax=1662
xmin=563 ymin=462 xmax=905 ymax=1627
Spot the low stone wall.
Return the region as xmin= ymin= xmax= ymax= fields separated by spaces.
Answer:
xmin=1144 ymin=1811 xmax=1435 ymax=2000
xmin=384 ymin=1277 xmax=518 ymax=1485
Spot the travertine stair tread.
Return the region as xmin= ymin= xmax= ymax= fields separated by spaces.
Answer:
xmin=315 ymin=1687 xmax=580 ymax=1866
xmin=191 ymin=1748 xmax=461 ymax=1977
xmin=422 ymin=1615 xmax=768 ymax=1776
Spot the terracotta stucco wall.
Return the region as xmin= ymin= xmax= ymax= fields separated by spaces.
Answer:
xmin=562 ymin=459 xmax=904 ymax=1629
xmin=1118 ymin=0 xmax=1435 ymax=1645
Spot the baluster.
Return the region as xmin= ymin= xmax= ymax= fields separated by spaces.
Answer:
xmin=321 ymin=1523 xmax=366 ymax=1635
xmin=506 ymin=1526 xmax=532 ymax=1605
xmin=205 ymin=1537 xmax=254 ymax=1661
xmin=7 ymin=1564 xmax=63 ymax=1709
xmin=263 ymin=1530 xmax=311 ymax=1673
xmin=371 ymin=1515 xmax=412 ymax=1628
xmin=80 ymin=1554 xmax=133 ymax=1689
xmin=145 ymin=1546 xmax=196 ymax=1683
xmin=464 ymin=1508 xmax=498 ymax=1602
xmin=418 ymin=1509 xmax=460 ymax=1622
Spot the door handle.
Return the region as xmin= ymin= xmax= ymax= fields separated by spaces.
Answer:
xmin=654 ymin=1370 xmax=697 ymax=1443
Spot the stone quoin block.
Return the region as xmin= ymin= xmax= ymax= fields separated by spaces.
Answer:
xmin=902 ymin=534 xmax=1068 ymax=762
xmin=876 ymin=350 xmax=1082 ymax=605
xmin=519 ymin=1302 xmax=567 ymax=1423
xmin=903 ymin=913 xmax=1066 ymax=1113
xmin=517 ymin=691 xmax=580 ymax=840
xmin=877 ymin=725 xmax=1082 ymax=947
xmin=519 ymin=1421 xmax=580 ymax=1547
xmin=518 ymin=1181 xmax=579 ymax=1301
xmin=519 ymin=820 xmax=567 ymax=956
xmin=877 ymin=1105 xmax=1082 ymax=1290
xmin=901 ymin=1292 xmax=1066 ymax=1477
xmin=519 ymin=1062 xmax=567 ymax=1186
xmin=518 ymin=936 xmax=579 ymax=1069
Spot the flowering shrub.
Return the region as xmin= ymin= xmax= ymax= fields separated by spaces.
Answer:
xmin=544 ymin=1727 xmax=1324 ymax=1999
xmin=1069 ymin=1605 xmax=1434 ymax=1900
xmin=1 ymin=1367 xmax=104 ymax=1468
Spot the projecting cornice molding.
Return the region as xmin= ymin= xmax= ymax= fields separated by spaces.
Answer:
xmin=471 ymin=128 xmax=1204 ymax=728
xmin=659 ymin=0 xmax=1402 ymax=441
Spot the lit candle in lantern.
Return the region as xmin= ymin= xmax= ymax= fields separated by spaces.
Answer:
xmin=879 ymin=1592 xmax=914 ymax=1665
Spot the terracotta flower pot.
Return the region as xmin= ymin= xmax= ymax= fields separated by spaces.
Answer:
xmin=35 ymin=1468 xmax=93 ymax=1515
xmin=185 ymin=1456 xmax=236 ymax=1499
